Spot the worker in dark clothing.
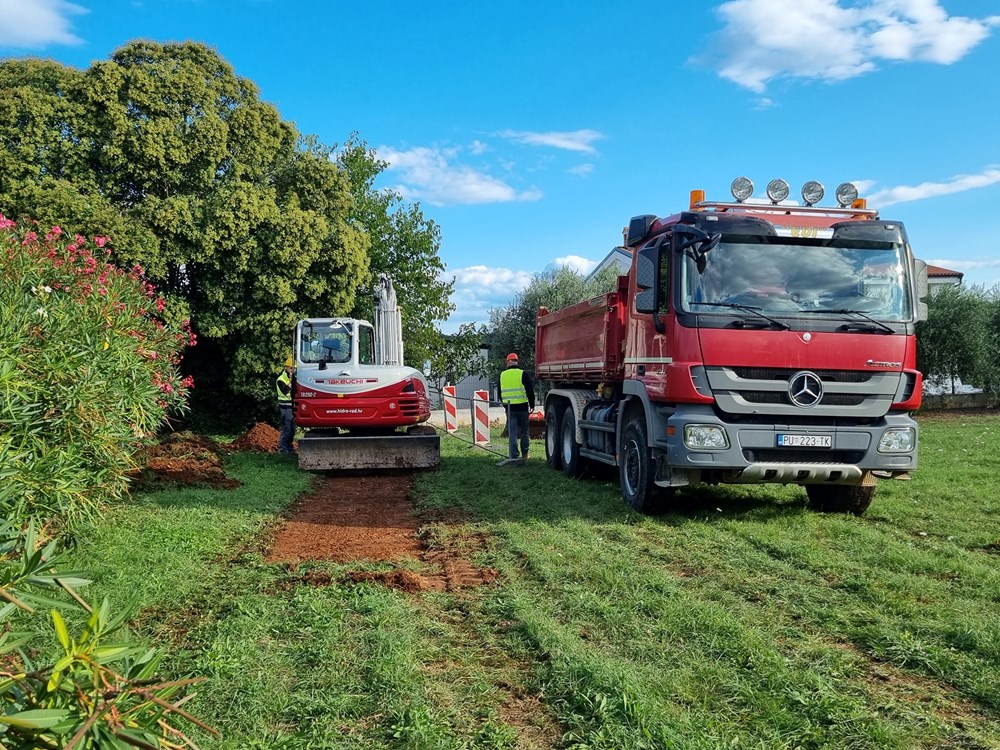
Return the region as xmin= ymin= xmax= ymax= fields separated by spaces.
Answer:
xmin=277 ymin=356 xmax=296 ymax=455
xmin=500 ymin=352 xmax=535 ymax=461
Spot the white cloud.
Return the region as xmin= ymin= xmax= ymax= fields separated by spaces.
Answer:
xmin=867 ymin=167 xmax=1000 ymax=206
xmin=554 ymin=255 xmax=598 ymax=274
xmin=568 ymin=163 xmax=594 ymax=177
xmin=378 ymin=145 xmax=543 ymax=206
xmin=499 ymin=129 xmax=604 ymax=154
xmin=848 ymin=179 xmax=878 ymax=196
xmin=705 ymin=0 xmax=1000 ymax=92
xmin=450 ymin=265 xmax=534 ymax=290
xmin=0 ymin=0 xmax=85 ymax=47
xmin=440 ymin=265 xmax=535 ymax=329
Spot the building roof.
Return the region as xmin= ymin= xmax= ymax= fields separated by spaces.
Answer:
xmin=927 ymin=264 xmax=963 ymax=279
xmin=585 ymin=246 xmax=631 ymax=281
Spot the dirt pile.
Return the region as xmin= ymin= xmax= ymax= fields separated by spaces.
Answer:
xmin=227 ymin=422 xmax=281 ymax=453
xmin=133 ymin=432 xmax=239 ymax=490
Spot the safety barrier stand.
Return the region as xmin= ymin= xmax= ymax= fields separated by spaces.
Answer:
xmin=443 ymin=384 xmax=458 ymax=433
xmin=472 ymin=390 xmax=490 ymax=446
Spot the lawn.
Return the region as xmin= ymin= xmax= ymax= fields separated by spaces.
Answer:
xmin=56 ymin=412 xmax=1000 ymax=749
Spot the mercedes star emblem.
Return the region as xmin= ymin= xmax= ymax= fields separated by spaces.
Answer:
xmin=788 ymin=371 xmax=823 ymax=408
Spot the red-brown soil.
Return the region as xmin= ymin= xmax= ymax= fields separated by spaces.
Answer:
xmin=226 ymin=422 xmax=283 ymax=453
xmin=132 ymin=422 xmax=286 ymax=489
xmin=132 ymin=432 xmax=240 ymax=489
xmin=267 ymin=474 xmax=496 ymax=592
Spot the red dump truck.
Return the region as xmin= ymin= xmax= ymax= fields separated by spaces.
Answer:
xmin=535 ymin=178 xmax=928 ymax=515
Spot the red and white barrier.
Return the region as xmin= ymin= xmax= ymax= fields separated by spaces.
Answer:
xmin=472 ymin=390 xmax=490 ymax=446
xmin=442 ymin=384 xmax=458 ymax=433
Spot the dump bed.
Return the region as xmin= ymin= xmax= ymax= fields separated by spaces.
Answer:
xmin=535 ymin=289 xmax=627 ymax=383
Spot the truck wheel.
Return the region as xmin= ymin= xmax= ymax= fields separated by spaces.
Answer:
xmin=619 ymin=416 xmax=671 ymax=515
xmin=545 ymin=405 xmax=563 ymax=470
xmin=560 ymin=409 xmax=584 ymax=478
xmin=805 ymin=483 xmax=875 ymax=515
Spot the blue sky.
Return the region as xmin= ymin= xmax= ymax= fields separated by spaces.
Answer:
xmin=2 ymin=0 xmax=999 ymax=331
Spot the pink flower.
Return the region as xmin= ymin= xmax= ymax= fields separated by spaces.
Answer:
xmin=94 ymin=236 xmax=108 ymax=248
xmin=0 ymin=214 xmax=14 ymax=230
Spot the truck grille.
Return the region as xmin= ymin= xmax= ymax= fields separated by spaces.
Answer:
xmin=707 ymin=366 xmax=902 ymax=419
xmin=732 ymin=368 xmax=871 ymax=383
xmin=742 ymin=392 xmax=866 ymax=407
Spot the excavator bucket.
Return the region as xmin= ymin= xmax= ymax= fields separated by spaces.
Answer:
xmin=297 ymin=432 xmax=441 ymax=471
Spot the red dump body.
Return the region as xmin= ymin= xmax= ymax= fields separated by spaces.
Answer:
xmin=535 ymin=279 xmax=629 ymax=383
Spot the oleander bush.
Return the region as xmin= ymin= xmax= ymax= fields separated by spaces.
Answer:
xmin=0 ymin=519 xmax=211 ymax=749
xmin=0 ymin=216 xmax=194 ymax=527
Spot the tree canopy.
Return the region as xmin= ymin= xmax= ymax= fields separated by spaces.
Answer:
xmin=487 ymin=265 xmax=621 ymax=379
xmin=0 ymin=42 xmax=449 ymax=413
xmin=917 ymin=284 xmax=999 ymax=395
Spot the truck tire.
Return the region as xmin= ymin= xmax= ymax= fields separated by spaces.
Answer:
xmin=805 ymin=483 xmax=875 ymax=515
xmin=545 ymin=405 xmax=563 ymax=470
xmin=619 ymin=415 xmax=671 ymax=515
xmin=560 ymin=409 xmax=585 ymax=478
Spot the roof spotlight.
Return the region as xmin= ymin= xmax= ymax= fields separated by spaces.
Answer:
xmin=801 ymin=180 xmax=824 ymax=206
xmin=766 ymin=178 xmax=790 ymax=204
xmin=730 ymin=176 xmax=754 ymax=203
xmin=835 ymin=182 xmax=859 ymax=207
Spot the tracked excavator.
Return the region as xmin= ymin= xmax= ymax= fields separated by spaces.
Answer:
xmin=292 ymin=275 xmax=440 ymax=470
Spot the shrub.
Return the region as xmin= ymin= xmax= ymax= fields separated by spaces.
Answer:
xmin=0 ymin=519 xmax=212 ymax=748
xmin=0 ymin=216 xmax=193 ymax=526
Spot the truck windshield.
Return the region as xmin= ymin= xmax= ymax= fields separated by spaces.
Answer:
xmin=680 ymin=237 xmax=912 ymax=321
xmin=300 ymin=322 xmax=353 ymax=364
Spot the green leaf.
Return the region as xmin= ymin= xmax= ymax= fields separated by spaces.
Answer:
xmin=0 ymin=707 xmax=73 ymax=729
xmin=46 ymin=668 xmax=63 ymax=692
xmin=91 ymin=644 xmax=139 ymax=663
xmin=51 ymin=609 xmax=71 ymax=651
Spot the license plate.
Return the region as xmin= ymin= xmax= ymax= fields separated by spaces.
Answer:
xmin=777 ymin=434 xmax=832 ymax=448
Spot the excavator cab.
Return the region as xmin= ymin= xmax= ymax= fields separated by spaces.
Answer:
xmin=292 ymin=277 xmax=440 ymax=471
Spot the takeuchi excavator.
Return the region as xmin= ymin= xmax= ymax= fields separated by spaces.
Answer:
xmin=292 ymin=275 xmax=440 ymax=470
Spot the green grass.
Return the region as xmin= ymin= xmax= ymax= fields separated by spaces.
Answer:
xmin=51 ymin=413 xmax=1000 ymax=749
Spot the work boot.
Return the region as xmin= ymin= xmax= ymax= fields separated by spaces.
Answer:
xmin=523 ymin=452 xmax=530 ymax=460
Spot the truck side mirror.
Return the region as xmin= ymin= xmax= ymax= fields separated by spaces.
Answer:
xmin=634 ymin=243 xmax=661 ymax=314
xmin=913 ymin=258 xmax=929 ymax=322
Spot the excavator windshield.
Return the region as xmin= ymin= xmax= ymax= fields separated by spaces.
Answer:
xmin=300 ymin=321 xmax=353 ymax=364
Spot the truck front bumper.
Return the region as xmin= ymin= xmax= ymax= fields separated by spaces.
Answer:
xmin=654 ymin=405 xmax=917 ymax=485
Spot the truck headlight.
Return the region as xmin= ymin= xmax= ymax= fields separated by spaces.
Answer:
xmin=878 ymin=427 xmax=914 ymax=453
xmin=684 ymin=424 xmax=729 ymax=449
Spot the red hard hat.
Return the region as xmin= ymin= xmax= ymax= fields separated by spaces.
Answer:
xmin=506 ymin=352 xmax=518 ymax=364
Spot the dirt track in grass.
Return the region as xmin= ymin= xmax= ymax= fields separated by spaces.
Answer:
xmin=265 ymin=473 xmax=496 ymax=593
xmin=136 ymin=424 xmax=495 ymax=593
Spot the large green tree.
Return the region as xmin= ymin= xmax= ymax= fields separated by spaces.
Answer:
xmin=487 ymin=265 xmax=621 ymax=380
xmin=0 ymin=42 xmax=448 ymax=416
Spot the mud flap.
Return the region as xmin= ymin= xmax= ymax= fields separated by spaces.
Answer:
xmin=297 ymin=433 xmax=441 ymax=470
